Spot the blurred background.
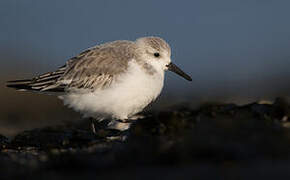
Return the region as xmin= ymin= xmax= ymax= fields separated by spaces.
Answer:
xmin=1 ymin=0 xmax=290 ymax=136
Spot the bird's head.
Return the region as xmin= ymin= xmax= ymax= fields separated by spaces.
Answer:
xmin=136 ymin=36 xmax=192 ymax=81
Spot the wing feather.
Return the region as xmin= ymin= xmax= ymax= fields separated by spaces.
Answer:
xmin=59 ymin=40 xmax=135 ymax=91
xmin=7 ymin=40 xmax=136 ymax=92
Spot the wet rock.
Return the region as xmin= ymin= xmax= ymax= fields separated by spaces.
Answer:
xmin=10 ymin=126 xmax=100 ymax=149
xmin=1 ymin=102 xmax=290 ymax=179
xmin=0 ymin=134 xmax=9 ymax=149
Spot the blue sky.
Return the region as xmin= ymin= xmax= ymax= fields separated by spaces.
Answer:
xmin=1 ymin=0 xmax=290 ymax=102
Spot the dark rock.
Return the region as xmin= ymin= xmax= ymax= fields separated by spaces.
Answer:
xmin=1 ymin=102 xmax=290 ymax=179
xmin=10 ymin=126 xmax=100 ymax=149
xmin=0 ymin=134 xmax=9 ymax=149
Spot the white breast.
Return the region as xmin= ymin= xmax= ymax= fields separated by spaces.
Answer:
xmin=60 ymin=60 xmax=164 ymax=120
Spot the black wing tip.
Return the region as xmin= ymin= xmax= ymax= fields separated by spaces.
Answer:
xmin=6 ymin=83 xmax=31 ymax=90
xmin=6 ymin=79 xmax=32 ymax=83
xmin=6 ymin=80 xmax=65 ymax=92
xmin=6 ymin=78 xmax=32 ymax=90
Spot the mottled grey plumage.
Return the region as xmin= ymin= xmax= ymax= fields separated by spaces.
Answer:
xmin=7 ymin=37 xmax=171 ymax=92
xmin=58 ymin=40 xmax=137 ymax=91
xmin=141 ymin=37 xmax=171 ymax=54
xmin=7 ymin=36 xmax=193 ymax=133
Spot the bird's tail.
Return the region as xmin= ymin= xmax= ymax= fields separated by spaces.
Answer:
xmin=6 ymin=66 xmax=66 ymax=92
xmin=6 ymin=78 xmax=35 ymax=91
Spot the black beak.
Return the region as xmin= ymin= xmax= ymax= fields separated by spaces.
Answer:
xmin=166 ymin=62 xmax=192 ymax=81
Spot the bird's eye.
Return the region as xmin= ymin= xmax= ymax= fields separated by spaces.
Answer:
xmin=154 ymin=53 xmax=160 ymax=57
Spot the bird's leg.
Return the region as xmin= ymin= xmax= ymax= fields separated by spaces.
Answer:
xmin=108 ymin=120 xmax=131 ymax=131
xmin=90 ymin=118 xmax=97 ymax=134
xmin=105 ymin=115 xmax=146 ymax=141
xmin=108 ymin=114 xmax=146 ymax=131
xmin=105 ymin=119 xmax=132 ymax=141
xmin=127 ymin=114 xmax=145 ymax=121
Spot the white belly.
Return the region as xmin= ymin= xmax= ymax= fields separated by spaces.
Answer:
xmin=60 ymin=61 xmax=164 ymax=120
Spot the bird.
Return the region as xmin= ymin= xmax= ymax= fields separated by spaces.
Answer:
xmin=6 ymin=36 xmax=192 ymax=133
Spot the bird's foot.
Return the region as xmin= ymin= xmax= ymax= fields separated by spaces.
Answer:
xmin=104 ymin=120 xmax=132 ymax=141
xmin=107 ymin=120 xmax=131 ymax=131
xmin=106 ymin=132 xmax=128 ymax=142
xmin=90 ymin=118 xmax=132 ymax=141
xmin=128 ymin=114 xmax=146 ymax=121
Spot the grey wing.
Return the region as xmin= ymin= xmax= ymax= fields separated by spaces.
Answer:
xmin=6 ymin=65 xmax=67 ymax=92
xmin=60 ymin=43 xmax=133 ymax=91
xmin=7 ymin=41 xmax=134 ymax=92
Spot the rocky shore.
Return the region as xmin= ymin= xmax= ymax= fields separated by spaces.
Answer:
xmin=1 ymin=100 xmax=290 ymax=179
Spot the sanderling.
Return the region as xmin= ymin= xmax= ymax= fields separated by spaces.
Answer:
xmin=7 ymin=36 xmax=192 ymax=133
